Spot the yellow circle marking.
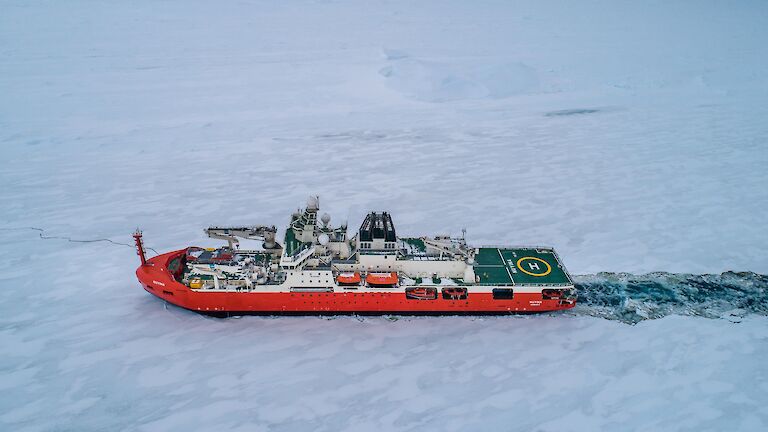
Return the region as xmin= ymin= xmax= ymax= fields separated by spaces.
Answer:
xmin=516 ymin=257 xmax=552 ymax=277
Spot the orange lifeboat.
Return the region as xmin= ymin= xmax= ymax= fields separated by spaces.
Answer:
xmin=406 ymin=287 xmax=437 ymax=300
xmin=336 ymin=272 xmax=361 ymax=286
xmin=366 ymin=272 xmax=399 ymax=287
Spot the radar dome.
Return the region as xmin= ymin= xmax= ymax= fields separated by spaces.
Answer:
xmin=306 ymin=196 xmax=319 ymax=210
xmin=321 ymin=213 xmax=331 ymax=225
xmin=318 ymin=233 xmax=330 ymax=245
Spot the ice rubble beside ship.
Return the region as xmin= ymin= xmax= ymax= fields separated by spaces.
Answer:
xmin=134 ymin=196 xmax=576 ymax=315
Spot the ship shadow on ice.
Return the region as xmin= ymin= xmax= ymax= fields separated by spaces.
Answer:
xmin=571 ymin=271 xmax=768 ymax=324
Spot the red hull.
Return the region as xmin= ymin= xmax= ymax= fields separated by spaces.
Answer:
xmin=136 ymin=250 xmax=576 ymax=314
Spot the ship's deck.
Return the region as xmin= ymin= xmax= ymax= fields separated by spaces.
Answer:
xmin=473 ymin=247 xmax=572 ymax=286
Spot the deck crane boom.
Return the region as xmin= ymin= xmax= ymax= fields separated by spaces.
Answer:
xmin=204 ymin=225 xmax=281 ymax=252
xmin=422 ymin=236 xmax=471 ymax=259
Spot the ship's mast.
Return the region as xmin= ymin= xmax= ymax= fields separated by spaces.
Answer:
xmin=133 ymin=229 xmax=147 ymax=266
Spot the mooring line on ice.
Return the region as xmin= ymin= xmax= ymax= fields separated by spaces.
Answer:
xmin=0 ymin=226 xmax=159 ymax=254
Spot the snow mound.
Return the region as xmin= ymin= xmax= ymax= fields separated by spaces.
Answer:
xmin=379 ymin=50 xmax=539 ymax=102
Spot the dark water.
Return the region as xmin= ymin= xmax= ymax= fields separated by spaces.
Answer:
xmin=570 ymin=272 xmax=768 ymax=324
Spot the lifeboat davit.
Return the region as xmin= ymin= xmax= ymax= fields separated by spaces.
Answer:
xmin=442 ymin=287 xmax=468 ymax=300
xmin=336 ymin=272 xmax=361 ymax=286
xmin=366 ymin=272 xmax=399 ymax=287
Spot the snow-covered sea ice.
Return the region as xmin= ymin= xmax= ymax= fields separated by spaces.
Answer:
xmin=1 ymin=0 xmax=767 ymax=430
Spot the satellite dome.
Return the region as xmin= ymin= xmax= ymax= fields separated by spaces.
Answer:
xmin=321 ymin=213 xmax=331 ymax=225
xmin=318 ymin=233 xmax=330 ymax=245
xmin=306 ymin=196 xmax=319 ymax=210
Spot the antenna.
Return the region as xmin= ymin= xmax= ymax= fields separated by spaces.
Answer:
xmin=345 ymin=205 xmax=353 ymax=231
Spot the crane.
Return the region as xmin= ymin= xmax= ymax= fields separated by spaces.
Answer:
xmin=204 ymin=225 xmax=281 ymax=252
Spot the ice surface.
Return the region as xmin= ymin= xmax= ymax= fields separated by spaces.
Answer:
xmin=2 ymin=284 xmax=768 ymax=432
xmin=1 ymin=0 xmax=767 ymax=430
xmin=1 ymin=0 xmax=766 ymax=274
xmin=379 ymin=51 xmax=539 ymax=101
